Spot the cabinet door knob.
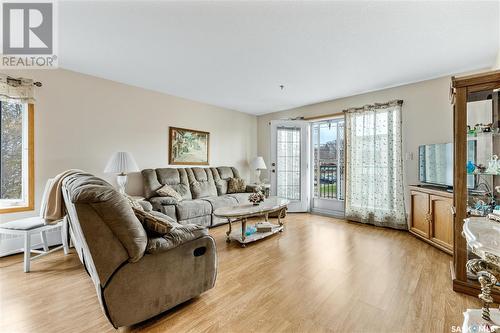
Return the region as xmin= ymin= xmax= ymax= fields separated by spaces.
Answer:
xmin=450 ymin=206 xmax=456 ymax=216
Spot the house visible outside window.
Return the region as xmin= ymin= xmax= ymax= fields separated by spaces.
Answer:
xmin=0 ymin=101 xmax=33 ymax=213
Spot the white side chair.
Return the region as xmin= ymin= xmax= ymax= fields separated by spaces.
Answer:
xmin=0 ymin=179 xmax=70 ymax=272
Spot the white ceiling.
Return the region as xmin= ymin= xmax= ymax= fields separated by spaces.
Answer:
xmin=59 ymin=1 xmax=500 ymax=115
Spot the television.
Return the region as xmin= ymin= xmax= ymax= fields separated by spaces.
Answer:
xmin=418 ymin=143 xmax=453 ymax=187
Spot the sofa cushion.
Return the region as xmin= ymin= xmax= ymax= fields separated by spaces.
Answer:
xmin=142 ymin=168 xmax=192 ymax=200
xmin=187 ymin=168 xmax=217 ymax=199
xmin=157 ymin=184 xmax=183 ymax=201
xmin=212 ymin=166 xmax=240 ymax=195
xmin=201 ymin=195 xmax=238 ymax=211
xmin=205 ymin=194 xmax=240 ymax=227
xmin=227 ymin=178 xmax=246 ymax=193
xmin=178 ymin=215 xmax=211 ymax=227
xmin=176 ymin=199 xmax=212 ymax=220
xmin=227 ymin=192 xmax=251 ymax=204
xmin=146 ymin=223 xmax=208 ymax=254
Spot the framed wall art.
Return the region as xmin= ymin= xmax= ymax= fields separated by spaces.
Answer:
xmin=168 ymin=126 xmax=209 ymax=165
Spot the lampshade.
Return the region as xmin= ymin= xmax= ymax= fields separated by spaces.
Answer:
xmin=104 ymin=152 xmax=139 ymax=174
xmin=251 ymin=156 xmax=267 ymax=170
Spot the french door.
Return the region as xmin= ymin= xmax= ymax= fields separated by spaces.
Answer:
xmin=270 ymin=120 xmax=309 ymax=212
xmin=311 ymin=118 xmax=345 ymax=217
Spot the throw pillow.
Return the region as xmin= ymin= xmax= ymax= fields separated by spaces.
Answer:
xmin=133 ymin=208 xmax=175 ymax=235
xmin=227 ymin=177 xmax=246 ymax=193
xmin=156 ymin=184 xmax=183 ymax=201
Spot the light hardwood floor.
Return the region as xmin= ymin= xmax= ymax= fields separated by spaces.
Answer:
xmin=0 ymin=213 xmax=481 ymax=333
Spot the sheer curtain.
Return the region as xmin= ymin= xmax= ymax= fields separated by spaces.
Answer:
xmin=344 ymin=100 xmax=407 ymax=230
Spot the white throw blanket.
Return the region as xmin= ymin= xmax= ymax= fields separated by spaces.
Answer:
xmin=42 ymin=169 xmax=83 ymax=222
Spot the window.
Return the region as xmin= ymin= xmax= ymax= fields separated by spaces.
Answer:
xmin=0 ymin=101 xmax=33 ymax=213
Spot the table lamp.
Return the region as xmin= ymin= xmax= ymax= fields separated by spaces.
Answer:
xmin=251 ymin=156 xmax=267 ymax=184
xmin=104 ymin=152 xmax=139 ymax=194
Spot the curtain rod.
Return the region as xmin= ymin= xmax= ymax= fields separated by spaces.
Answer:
xmin=343 ymin=99 xmax=403 ymax=113
xmin=303 ymin=112 xmax=344 ymax=121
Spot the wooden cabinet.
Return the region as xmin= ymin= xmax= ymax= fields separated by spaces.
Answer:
xmin=451 ymin=70 xmax=500 ymax=302
xmin=429 ymin=194 xmax=454 ymax=251
xmin=409 ymin=185 xmax=453 ymax=254
xmin=410 ymin=190 xmax=430 ymax=238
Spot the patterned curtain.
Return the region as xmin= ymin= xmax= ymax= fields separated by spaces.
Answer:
xmin=0 ymin=74 xmax=35 ymax=102
xmin=344 ymin=100 xmax=407 ymax=230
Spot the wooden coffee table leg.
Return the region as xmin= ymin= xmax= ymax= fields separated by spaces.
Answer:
xmin=226 ymin=218 xmax=232 ymax=243
xmin=241 ymin=218 xmax=247 ymax=247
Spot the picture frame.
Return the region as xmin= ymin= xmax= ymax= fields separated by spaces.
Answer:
xmin=168 ymin=126 xmax=210 ymax=165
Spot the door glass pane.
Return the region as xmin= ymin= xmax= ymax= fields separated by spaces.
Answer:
xmin=465 ymin=87 xmax=499 ymax=281
xmin=313 ymin=119 xmax=345 ymax=200
xmin=277 ymin=126 xmax=301 ymax=200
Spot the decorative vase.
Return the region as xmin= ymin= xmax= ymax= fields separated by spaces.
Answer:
xmin=486 ymin=155 xmax=499 ymax=174
xmin=467 ymin=161 xmax=476 ymax=174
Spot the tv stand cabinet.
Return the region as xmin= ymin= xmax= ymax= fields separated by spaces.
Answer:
xmin=409 ymin=185 xmax=453 ymax=254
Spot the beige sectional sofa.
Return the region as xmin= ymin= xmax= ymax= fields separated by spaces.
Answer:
xmin=61 ymin=173 xmax=217 ymax=328
xmin=142 ymin=166 xmax=255 ymax=227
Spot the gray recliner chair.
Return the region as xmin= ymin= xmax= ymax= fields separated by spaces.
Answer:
xmin=61 ymin=173 xmax=217 ymax=328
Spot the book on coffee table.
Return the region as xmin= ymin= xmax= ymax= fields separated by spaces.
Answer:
xmin=256 ymin=222 xmax=275 ymax=233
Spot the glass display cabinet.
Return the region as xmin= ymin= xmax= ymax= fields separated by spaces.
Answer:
xmin=452 ymin=70 xmax=500 ymax=302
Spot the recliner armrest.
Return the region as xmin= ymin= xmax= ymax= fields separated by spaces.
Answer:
xmin=149 ymin=196 xmax=179 ymax=206
xmin=146 ymin=224 xmax=209 ymax=254
xmin=148 ymin=197 xmax=179 ymax=221
xmin=245 ymin=184 xmax=259 ymax=193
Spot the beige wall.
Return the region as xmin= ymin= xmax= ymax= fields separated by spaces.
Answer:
xmin=1 ymin=69 xmax=257 ymax=222
xmin=494 ymin=49 xmax=500 ymax=69
xmin=257 ymin=75 xmax=455 ymax=200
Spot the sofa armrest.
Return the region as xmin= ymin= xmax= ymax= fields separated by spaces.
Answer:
xmin=148 ymin=197 xmax=178 ymax=221
xmin=137 ymin=200 xmax=153 ymax=212
xmin=245 ymin=184 xmax=259 ymax=193
xmin=146 ymin=223 xmax=208 ymax=254
xmin=149 ymin=196 xmax=179 ymax=206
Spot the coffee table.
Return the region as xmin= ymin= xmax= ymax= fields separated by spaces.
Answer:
xmin=213 ymin=196 xmax=289 ymax=247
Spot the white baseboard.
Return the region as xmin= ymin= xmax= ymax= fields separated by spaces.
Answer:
xmin=311 ymin=208 xmax=345 ymax=219
xmin=0 ymin=226 xmax=63 ymax=257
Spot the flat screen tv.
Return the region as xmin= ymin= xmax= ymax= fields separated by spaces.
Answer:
xmin=418 ymin=143 xmax=453 ymax=187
